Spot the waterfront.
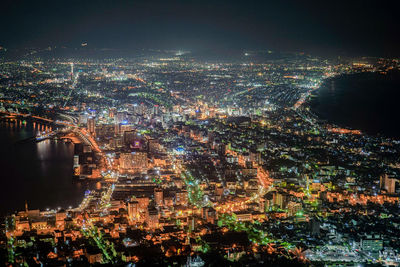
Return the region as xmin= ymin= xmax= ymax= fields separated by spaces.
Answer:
xmin=1 ymin=54 xmax=400 ymax=265
xmin=0 ymin=120 xmax=88 ymax=215
xmin=311 ymin=71 xmax=400 ymax=139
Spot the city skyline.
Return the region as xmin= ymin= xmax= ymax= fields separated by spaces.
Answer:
xmin=1 ymin=1 xmax=400 ymax=266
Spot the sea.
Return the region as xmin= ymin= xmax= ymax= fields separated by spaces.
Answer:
xmin=310 ymin=71 xmax=400 ymax=139
xmin=0 ymin=119 xmax=90 ymax=215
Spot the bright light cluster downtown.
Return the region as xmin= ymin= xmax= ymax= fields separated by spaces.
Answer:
xmin=1 ymin=50 xmax=400 ymax=266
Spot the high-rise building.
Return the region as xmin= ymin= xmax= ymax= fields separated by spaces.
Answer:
xmin=119 ymin=153 xmax=133 ymax=170
xmin=273 ymin=191 xmax=288 ymax=209
xmin=87 ymin=117 xmax=95 ymax=136
xmin=73 ymin=155 xmax=80 ymax=167
xmin=175 ymin=190 xmax=188 ymax=206
xmin=128 ymin=201 xmax=139 ymax=221
xmin=79 ymin=113 xmax=88 ymax=124
xmin=380 ymin=174 xmax=397 ymax=194
xmin=114 ymin=123 xmax=121 ymax=136
xmin=188 ymin=216 xmax=196 ymax=232
xmin=132 ymin=152 xmax=148 ymax=171
xmin=136 ymin=197 xmax=149 ymax=211
xmin=380 ymin=174 xmax=398 ymax=194
xmin=147 ymin=207 xmax=159 ymax=229
xmin=154 ymin=188 xmax=163 ymax=207
xmin=123 ymin=130 xmax=137 ymax=146
xmin=258 ymin=198 xmax=265 ymax=212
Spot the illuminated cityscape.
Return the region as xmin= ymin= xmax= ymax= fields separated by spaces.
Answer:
xmin=1 ymin=0 xmax=400 ymax=266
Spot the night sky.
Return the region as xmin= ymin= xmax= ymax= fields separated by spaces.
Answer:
xmin=1 ymin=0 xmax=399 ymax=56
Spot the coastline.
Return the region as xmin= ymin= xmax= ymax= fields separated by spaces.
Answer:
xmin=301 ymin=71 xmax=400 ymax=140
xmin=0 ymin=118 xmax=91 ymax=216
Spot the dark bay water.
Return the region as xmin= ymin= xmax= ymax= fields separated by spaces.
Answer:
xmin=311 ymin=71 xmax=400 ymax=139
xmin=0 ymin=120 xmax=88 ymax=215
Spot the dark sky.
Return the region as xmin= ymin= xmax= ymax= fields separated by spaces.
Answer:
xmin=1 ymin=0 xmax=399 ymax=56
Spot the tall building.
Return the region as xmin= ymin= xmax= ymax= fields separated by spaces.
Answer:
xmin=132 ymin=152 xmax=148 ymax=171
xmin=128 ymin=200 xmax=139 ymax=221
xmin=123 ymin=130 xmax=137 ymax=146
xmin=273 ymin=191 xmax=288 ymax=209
xmin=119 ymin=153 xmax=133 ymax=170
xmin=154 ymin=188 xmax=163 ymax=207
xmin=87 ymin=117 xmax=95 ymax=136
xmin=136 ymin=197 xmax=149 ymax=211
xmin=79 ymin=113 xmax=88 ymax=124
xmin=175 ymin=190 xmax=188 ymax=206
xmin=147 ymin=207 xmax=159 ymax=229
xmin=73 ymin=155 xmax=80 ymax=167
xmin=380 ymin=174 xmax=397 ymax=194
xmin=114 ymin=123 xmax=121 ymax=136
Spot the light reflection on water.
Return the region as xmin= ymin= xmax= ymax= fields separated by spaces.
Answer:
xmin=0 ymin=119 xmax=91 ymax=215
